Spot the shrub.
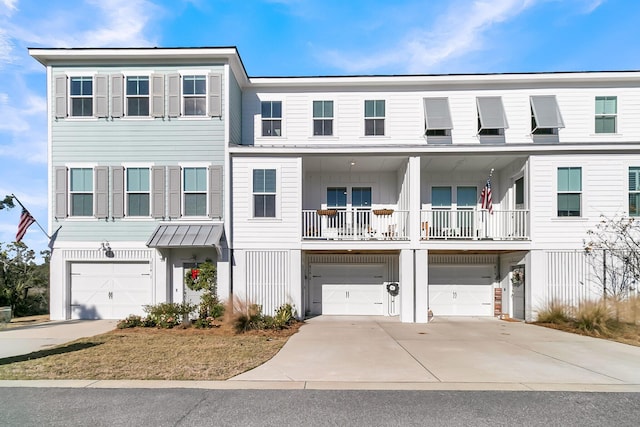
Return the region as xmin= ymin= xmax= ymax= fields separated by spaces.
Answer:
xmin=198 ymin=292 xmax=225 ymax=320
xmin=117 ymin=314 xmax=144 ymax=329
xmin=193 ymin=316 xmax=222 ymax=329
xmin=536 ymin=300 xmax=571 ymax=324
xmin=574 ymin=300 xmax=613 ymax=335
xmin=234 ymin=303 xmax=266 ymax=332
xmin=144 ymin=302 xmax=196 ymax=329
xmin=272 ymin=303 xmax=296 ymax=329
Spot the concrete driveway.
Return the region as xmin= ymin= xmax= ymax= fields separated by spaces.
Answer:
xmin=231 ymin=316 xmax=640 ymax=390
xmin=0 ymin=320 xmax=116 ymax=359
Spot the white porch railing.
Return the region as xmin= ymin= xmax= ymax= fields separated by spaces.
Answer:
xmin=302 ymin=209 xmax=409 ymax=240
xmin=420 ymin=209 xmax=529 ymax=240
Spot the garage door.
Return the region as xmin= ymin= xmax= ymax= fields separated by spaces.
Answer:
xmin=70 ymin=262 xmax=152 ymax=319
xmin=310 ymin=264 xmax=386 ymax=316
xmin=428 ymin=264 xmax=494 ymax=316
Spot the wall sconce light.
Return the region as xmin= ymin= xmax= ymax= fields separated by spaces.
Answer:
xmin=100 ymin=241 xmax=114 ymax=258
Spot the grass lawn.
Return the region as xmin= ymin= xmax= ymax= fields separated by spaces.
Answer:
xmin=534 ymin=321 xmax=640 ymax=347
xmin=0 ymin=324 xmax=301 ymax=381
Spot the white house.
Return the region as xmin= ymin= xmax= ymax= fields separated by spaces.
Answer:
xmin=30 ymin=47 xmax=640 ymax=322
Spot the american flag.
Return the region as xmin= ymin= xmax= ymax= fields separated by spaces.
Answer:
xmin=480 ymin=177 xmax=493 ymax=214
xmin=16 ymin=208 xmax=36 ymax=242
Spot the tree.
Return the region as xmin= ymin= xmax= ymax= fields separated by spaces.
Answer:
xmin=584 ymin=215 xmax=640 ymax=299
xmin=0 ymin=242 xmax=50 ymax=316
xmin=0 ymin=195 xmax=15 ymax=210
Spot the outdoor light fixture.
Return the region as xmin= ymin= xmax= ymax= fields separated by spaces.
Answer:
xmin=100 ymin=241 xmax=114 ymax=258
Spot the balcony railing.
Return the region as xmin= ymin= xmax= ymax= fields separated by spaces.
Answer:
xmin=302 ymin=209 xmax=409 ymax=240
xmin=420 ymin=209 xmax=529 ymax=240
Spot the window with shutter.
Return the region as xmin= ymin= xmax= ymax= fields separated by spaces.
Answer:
xmin=629 ymin=167 xmax=640 ymax=217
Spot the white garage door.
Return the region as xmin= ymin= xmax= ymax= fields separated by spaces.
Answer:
xmin=310 ymin=264 xmax=386 ymax=316
xmin=428 ymin=265 xmax=494 ymax=316
xmin=70 ymin=262 xmax=152 ymax=319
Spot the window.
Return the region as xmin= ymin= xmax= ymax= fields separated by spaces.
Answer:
xmin=253 ymin=169 xmax=276 ymax=217
xmin=424 ymin=98 xmax=453 ymax=137
xmin=70 ymin=168 xmax=93 ymax=216
xmin=515 ymin=177 xmax=525 ymax=209
xmin=476 ymin=97 xmax=508 ymax=135
xmin=184 ymin=167 xmax=207 ymax=216
xmin=457 ymin=187 xmax=477 ymax=208
xmin=364 ymin=100 xmax=385 ymax=136
xmin=557 ymin=167 xmax=582 ymax=217
xmin=183 ymin=75 xmax=206 ymax=116
xmin=70 ymin=76 xmax=93 ymax=117
xmin=352 ymin=187 xmax=371 ymax=207
xmin=126 ymin=168 xmax=150 ymax=216
xmin=327 ymin=187 xmax=347 ymax=207
xmin=595 ymin=96 xmax=617 ymax=134
xmin=313 ymin=100 xmax=333 ymax=136
xmin=126 ymin=76 xmax=149 ymax=116
xmin=530 ymin=95 xmax=564 ymax=135
xmin=261 ymin=101 xmax=282 ymax=136
xmin=629 ymin=167 xmax=640 ymax=216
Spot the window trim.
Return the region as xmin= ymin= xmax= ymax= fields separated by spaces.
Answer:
xmin=125 ymin=167 xmax=151 ymax=217
xmin=68 ymin=75 xmax=94 ymax=118
xmin=252 ymin=168 xmax=278 ymax=219
xmin=260 ymin=100 xmax=283 ymax=137
xmin=312 ymin=100 xmax=334 ymax=137
xmin=180 ymin=72 xmax=208 ymax=117
xmin=629 ymin=167 xmax=640 ymax=217
xmin=69 ymin=167 xmax=94 ymax=217
xmin=125 ymin=74 xmax=151 ymax=118
xmin=556 ymin=166 xmax=582 ymax=217
xmin=364 ymin=99 xmax=385 ymax=136
xmin=595 ymin=96 xmax=617 ymax=134
xmin=182 ymin=166 xmax=208 ymax=217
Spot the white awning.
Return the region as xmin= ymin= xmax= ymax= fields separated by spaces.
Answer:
xmin=146 ymin=224 xmax=223 ymax=252
xmin=530 ymin=95 xmax=565 ymax=129
xmin=477 ymin=96 xmax=508 ymax=130
xmin=424 ymin=97 xmax=453 ymax=130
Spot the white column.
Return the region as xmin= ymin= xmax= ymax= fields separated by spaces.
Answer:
xmin=409 ymin=156 xmax=422 ymax=246
xmin=289 ymin=249 xmax=303 ymax=318
xmin=49 ymin=249 xmax=66 ymax=320
xmin=216 ymin=248 xmax=231 ymax=303
xmin=399 ymin=249 xmax=415 ymax=323
xmin=528 ymin=249 xmax=543 ymax=322
xmin=415 ymin=249 xmax=429 ymax=323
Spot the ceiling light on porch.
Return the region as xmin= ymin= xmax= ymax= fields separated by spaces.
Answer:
xmin=350 ymin=160 xmax=356 ymax=166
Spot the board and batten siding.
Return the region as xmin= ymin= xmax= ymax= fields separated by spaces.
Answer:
xmin=232 ymin=157 xmax=302 ymax=247
xmin=528 ymin=154 xmax=639 ymax=247
xmin=241 ymin=85 xmax=640 ymax=146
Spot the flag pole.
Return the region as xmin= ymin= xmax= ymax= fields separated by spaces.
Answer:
xmin=10 ymin=194 xmax=51 ymax=240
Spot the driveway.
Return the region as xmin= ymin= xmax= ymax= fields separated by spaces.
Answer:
xmin=231 ymin=316 xmax=640 ymax=390
xmin=0 ymin=320 xmax=116 ymax=359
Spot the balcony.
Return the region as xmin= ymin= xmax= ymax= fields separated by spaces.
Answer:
xmin=420 ymin=209 xmax=529 ymax=240
xmin=302 ymin=209 xmax=409 ymax=240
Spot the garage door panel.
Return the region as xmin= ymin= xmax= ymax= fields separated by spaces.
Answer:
xmin=429 ymin=265 xmax=494 ymax=316
xmin=70 ymin=262 xmax=152 ymax=320
xmin=310 ymin=264 xmax=387 ymax=316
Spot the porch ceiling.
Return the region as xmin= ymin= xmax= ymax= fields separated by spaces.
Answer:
xmin=421 ymin=155 xmax=522 ymax=173
xmin=303 ymin=156 xmax=407 ymax=172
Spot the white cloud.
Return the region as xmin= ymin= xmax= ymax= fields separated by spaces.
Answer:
xmin=0 ymin=0 xmax=18 ymax=15
xmin=324 ymin=0 xmax=539 ymax=74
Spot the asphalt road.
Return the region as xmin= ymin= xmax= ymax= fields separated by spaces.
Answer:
xmin=1 ymin=388 xmax=639 ymax=426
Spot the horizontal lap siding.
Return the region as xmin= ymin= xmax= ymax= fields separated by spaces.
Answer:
xmin=242 ymin=86 xmax=640 ymax=146
xmin=232 ymin=157 xmax=301 ymax=246
xmin=229 ymin=72 xmax=242 ymax=145
xmin=530 ymin=154 xmax=637 ymax=247
xmin=51 ymin=220 xmax=159 ymax=242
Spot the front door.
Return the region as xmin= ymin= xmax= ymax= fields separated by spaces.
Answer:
xmin=511 ymin=265 xmax=525 ymax=320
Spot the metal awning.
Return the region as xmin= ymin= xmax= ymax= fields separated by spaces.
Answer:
xmin=530 ymin=95 xmax=565 ymax=129
xmin=146 ymin=224 xmax=223 ymax=251
xmin=477 ymin=96 xmax=508 ymax=130
xmin=424 ymin=97 xmax=453 ymax=130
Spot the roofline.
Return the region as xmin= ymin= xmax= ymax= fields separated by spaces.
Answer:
xmin=27 ymin=46 xmax=251 ymax=86
xmin=27 ymin=46 xmax=640 ymax=88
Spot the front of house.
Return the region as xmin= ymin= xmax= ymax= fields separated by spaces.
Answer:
xmin=30 ymin=47 xmax=640 ymax=322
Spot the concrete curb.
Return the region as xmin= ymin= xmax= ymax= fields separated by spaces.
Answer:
xmin=1 ymin=380 xmax=639 ymax=392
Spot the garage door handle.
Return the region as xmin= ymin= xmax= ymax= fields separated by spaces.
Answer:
xmin=108 ymin=291 xmax=113 ymax=299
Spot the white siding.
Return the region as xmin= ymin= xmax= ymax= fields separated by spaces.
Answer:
xmin=242 ymin=86 xmax=640 ymax=146
xmin=529 ymin=153 xmax=639 ymax=247
xmin=232 ymin=157 xmax=302 ymax=246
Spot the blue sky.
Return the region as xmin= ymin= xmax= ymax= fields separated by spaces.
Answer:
xmin=1 ymin=0 xmax=639 ymax=256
